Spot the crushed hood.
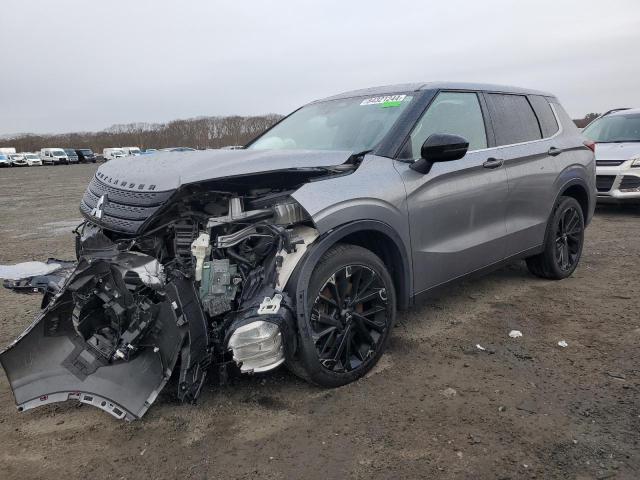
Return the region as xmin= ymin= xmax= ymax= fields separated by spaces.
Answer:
xmin=595 ymin=142 xmax=640 ymax=161
xmin=96 ymin=149 xmax=354 ymax=192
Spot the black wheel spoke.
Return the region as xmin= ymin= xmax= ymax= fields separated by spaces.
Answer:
xmin=315 ymin=312 xmax=342 ymax=328
xmin=318 ymin=294 xmax=339 ymax=309
xmin=352 ymin=311 xmax=385 ymax=333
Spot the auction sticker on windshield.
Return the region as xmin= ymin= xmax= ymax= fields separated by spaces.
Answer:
xmin=360 ymin=95 xmax=407 ymax=107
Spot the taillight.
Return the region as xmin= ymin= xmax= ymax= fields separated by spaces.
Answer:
xmin=584 ymin=140 xmax=596 ymax=153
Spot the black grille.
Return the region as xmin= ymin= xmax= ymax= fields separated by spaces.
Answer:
xmin=596 ymin=160 xmax=625 ymax=167
xmin=620 ymin=176 xmax=640 ymax=191
xmin=596 ymin=175 xmax=616 ymax=192
xmin=80 ymin=175 xmax=175 ymax=234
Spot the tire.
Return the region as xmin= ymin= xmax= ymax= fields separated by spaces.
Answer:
xmin=526 ymin=196 xmax=585 ymax=280
xmin=288 ymin=244 xmax=396 ymax=387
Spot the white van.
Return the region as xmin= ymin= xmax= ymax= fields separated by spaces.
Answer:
xmin=0 ymin=147 xmax=16 ymax=155
xmin=121 ymin=147 xmax=141 ymax=156
xmin=40 ymin=148 xmax=69 ymax=165
xmin=103 ymin=148 xmax=126 ymax=161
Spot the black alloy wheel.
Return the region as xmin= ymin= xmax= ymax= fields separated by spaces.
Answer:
xmin=554 ymin=204 xmax=583 ymax=271
xmin=310 ymin=264 xmax=388 ymax=373
xmin=526 ymin=196 xmax=585 ymax=280
xmin=288 ymin=244 xmax=396 ymax=387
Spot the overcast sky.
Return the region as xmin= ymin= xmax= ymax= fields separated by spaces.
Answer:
xmin=1 ymin=0 xmax=639 ymax=135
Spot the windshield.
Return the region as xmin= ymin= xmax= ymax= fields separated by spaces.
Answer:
xmin=52 ymin=150 xmax=66 ymax=156
xmin=64 ymin=150 xmax=76 ymax=155
xmin=249 ymin=94 xmax=414 ymax=152
xmin=79 ymin=149 xmax=93 ymax=154
xmin=583 ymin=113 xmax=640 ymax=143
xmin=25 ymin=154 xmax=38 ymax=159
xmin=129 ymin=148 xmax=140 ymax=153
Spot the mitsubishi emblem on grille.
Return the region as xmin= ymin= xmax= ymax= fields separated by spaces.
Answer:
xmin=91 ymin=195 xmax=107 ymax=219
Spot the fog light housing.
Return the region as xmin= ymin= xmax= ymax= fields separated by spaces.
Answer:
xmin=227 ymin=321 xmax=284 ymax=373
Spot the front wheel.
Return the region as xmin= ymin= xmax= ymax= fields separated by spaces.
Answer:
xmin=526 ymin=196 xmax=585 ymax=280
xmin=289 ymin=244 xmax=396 ymax=387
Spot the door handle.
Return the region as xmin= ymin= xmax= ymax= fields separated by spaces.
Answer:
xmin=548 ymin=146 xmax=562 ymax=156
xmin=482 ymin=157 xmax=504 ymax=169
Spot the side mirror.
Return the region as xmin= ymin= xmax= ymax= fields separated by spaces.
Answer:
xmin=409 ymin=133 xmax=469 ymax=174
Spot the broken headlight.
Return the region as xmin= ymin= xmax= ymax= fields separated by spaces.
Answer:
xmin=227 ymin=320 xmax=284 ymax=373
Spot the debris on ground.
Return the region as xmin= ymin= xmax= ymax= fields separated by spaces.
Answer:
xmin=441 ymin=387 xmax=457 ymax=398
xmin=476 ymin=344 xmax=486 ymax=351
xmin=509 ymin=330 xmax=523 ymax=338
xmin=558 ymin=340 xmax=568 ymax=348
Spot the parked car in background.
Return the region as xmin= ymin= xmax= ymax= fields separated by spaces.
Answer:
xmin=0 ymin=147 xmax=16 ymax=156
xmin=0 ymin=82 xmax=595 ymax=421
xmin=40 ymin=148 xmax=69 ymax=165
xmin=582 ymin=108 xmax=640 ymax=202
xmin=0 ymin=153 xmax=9 ymax=167
xmin=7 ymin=154 xmax=28 ymax=167
xmin=121 ymin=147 xmax=142 ymax=156
xmin=22 ymin=153 xmax=43 ymax=166
xmin=140 ymin=148 xmax=157 ymax=155
xmin=63 ymin=149 xmax=79 ymax=164
xmin=75 ymin=148 xmax=97 ymax=163
xmin=103 ymin=148 xmax=126 ymax=161
xmin=161 ymin=147 xmax=196 ymax=152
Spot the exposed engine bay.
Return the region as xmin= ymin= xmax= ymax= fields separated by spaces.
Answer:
xmin=0 ymin=160 xmax=367 ymax=420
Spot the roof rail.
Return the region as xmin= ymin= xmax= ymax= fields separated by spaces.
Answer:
xmin=601 ymin=108 xmax=631 ymax=117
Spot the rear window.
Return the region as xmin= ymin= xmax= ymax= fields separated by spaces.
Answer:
xmin=528 ymin=95 xmax=559 ymax=138
xmin=485 ymin=94 xmax=542 ymax=146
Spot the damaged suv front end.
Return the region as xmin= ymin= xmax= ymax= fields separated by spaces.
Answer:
xmin=1 ymin=89 xmax=417 ymax=420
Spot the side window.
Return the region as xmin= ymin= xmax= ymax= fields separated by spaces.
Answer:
xmin=401 ymin=92 xmax=487 ymax=159
xmin=528 ymin=95 xmax=559 ymax=137
xmin=485 ymin=93 xmax=542 ymax=145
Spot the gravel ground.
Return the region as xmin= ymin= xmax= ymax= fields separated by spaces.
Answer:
xmin=0 ymin=164 xmax=639 ymax=480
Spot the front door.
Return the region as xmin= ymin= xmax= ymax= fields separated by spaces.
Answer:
xmin=395 ymin=91 xmax=509 ymax=294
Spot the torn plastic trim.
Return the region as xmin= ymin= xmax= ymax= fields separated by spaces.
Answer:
xmin=275 ymin=225 xmax=319 ymax=292
xmin=0 ymin=250 xmax=208 ymax=421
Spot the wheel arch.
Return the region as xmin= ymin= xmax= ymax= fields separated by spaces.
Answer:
xmin=288 ymin=220 xmax=412 ymax=315
xmin=557 ymin=179 xmax=593 ymax=225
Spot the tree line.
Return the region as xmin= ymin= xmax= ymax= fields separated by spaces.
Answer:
xmin=0 ymin=114 xmax=283 ymax=153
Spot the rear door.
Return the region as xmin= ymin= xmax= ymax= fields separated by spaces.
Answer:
xmin=483 ymin=93 xmax=560 ymax=255
xmin=396 ymin=91 xmax=509 ymax=293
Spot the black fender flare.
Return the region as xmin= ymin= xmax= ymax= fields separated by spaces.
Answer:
xmin=554 ymin=177 xmax=595 ymax=225
xmin=287 ymin=220 xmax=412 ymax=341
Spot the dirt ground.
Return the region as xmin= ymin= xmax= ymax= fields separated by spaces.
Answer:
xmin=0 ymin=163 xmax=638 ymax=480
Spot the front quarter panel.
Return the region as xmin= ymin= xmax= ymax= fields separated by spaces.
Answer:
xmin=292 ymin=154 xmax=411 ymax=252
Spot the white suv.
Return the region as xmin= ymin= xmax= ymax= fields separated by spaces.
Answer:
xmin=583 ymin=108 xmax=640 ymax=202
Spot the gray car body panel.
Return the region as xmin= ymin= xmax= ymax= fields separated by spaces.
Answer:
xmin=96 ymin=148 xmax=356 ymax=192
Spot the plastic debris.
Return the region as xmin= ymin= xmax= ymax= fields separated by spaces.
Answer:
xmin=0 ymin=261 xmax=62 ymax=280
xmin=558 ymin=340 xmax=568 ymax=348
xmin=441 ymin=387 xmax=457 ymax=398
xmin=476 ymin=344 xmax=486 ymax=351
xmin=509 ymin=330 xmax=523 ymax=338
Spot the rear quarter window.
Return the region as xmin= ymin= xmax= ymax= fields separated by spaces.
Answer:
xmin=485 ymin=93 xmax=542 ymax=146
xmin=528 ymin=95 xmax=559 ymax=138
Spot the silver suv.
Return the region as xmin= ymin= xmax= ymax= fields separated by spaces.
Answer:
xmin=1 ymin=82 xmax=596 ymax=420
xmin=583 ymin=108 xmax=640 ymax=201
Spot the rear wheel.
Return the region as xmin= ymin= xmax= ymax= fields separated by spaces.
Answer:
xmin=526 ymin=196 xmax=584 ymax=280
xmin=289 ymin=244 xmax=396 ymax=387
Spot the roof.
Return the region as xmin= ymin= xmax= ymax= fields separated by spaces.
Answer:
xmin=316 ymin=81 xmax=555 ymax=102
xmin=607 ymin=108 xmax=640 ymax=117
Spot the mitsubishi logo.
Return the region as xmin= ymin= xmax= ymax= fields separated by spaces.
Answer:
xmin=91 ymin=195 xmax=107 ymax=219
